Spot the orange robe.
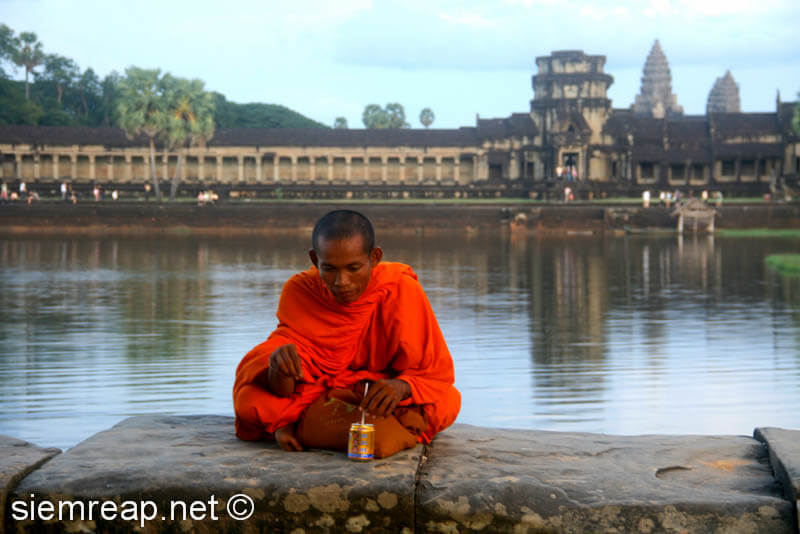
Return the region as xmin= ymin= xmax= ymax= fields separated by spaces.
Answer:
xmin=233 ymin=262 xmax=460 ymax=444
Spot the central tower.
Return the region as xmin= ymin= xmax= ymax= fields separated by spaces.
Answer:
xmin=529 ymin=50 xmax=614 ymax=180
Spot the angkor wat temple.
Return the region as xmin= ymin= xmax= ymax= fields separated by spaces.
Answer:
xmin=1 ymin=41 xmax=798 ymax=198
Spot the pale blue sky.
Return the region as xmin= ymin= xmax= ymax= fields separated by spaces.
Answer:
xmin=2 ymin=0 xmax=799 ymax=128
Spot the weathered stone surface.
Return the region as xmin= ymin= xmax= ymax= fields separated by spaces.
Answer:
xmin=755 ymin=427 xmax=800 ymax=532
xmin=0 ymin=436 xmax=60 ymax=534
xmin=11 ymin=415 xmax=420 ymax=534
xmin=418 ymin=424 xmax=794 ymax=533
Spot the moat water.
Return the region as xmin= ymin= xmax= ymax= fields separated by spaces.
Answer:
xmin=1 ymin=232 xmax=799 ymax=450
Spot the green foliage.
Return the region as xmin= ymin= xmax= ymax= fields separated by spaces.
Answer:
xmin=12 ymin=31 xmax=44 ymax=99
xmin=333 ymin=116 xmax=348 ymax=129
xmin=117 ymin=67 xmax=168 ymax=200
xmin=38 ymin=54 xmax=79 ymax=103
xmin=117 ymin=67 xmax=167 ymax=139
xmin=793 ymin=91 xmax=800 ymax=137
xmin=76 ymin=68 xmax=101 ymax=118
xmin=161 ymin=74 xmax=216 ymax=200
xmin=362 ymin=102 xmax=409 ymax=129
xmin=765 ymin=254 xmax=800 ymax=275
xmin=0 ymin=78 xmax=42 ymax=124
xmin=0 ymin=23 xmax=325 ymax=130
xmin=100 ymin=71 xmax=122 ymax=126
xmin=163 ymin=74 xmax=215 ymax=147
xmin=419 ymin=107 xmax=434 ymax=128
xmin=0 ymin=23 xmax=15 ymax=78
xmin=212 ymin=92 xmax=325 ymax=128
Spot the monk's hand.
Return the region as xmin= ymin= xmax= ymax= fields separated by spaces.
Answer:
xmin=274 ymin=423 xmax=303 ymax=452
xmin=267 ymin=344 xmax=303 ymax=397
xmin=360 ymin=379 xmax=411 ymax=418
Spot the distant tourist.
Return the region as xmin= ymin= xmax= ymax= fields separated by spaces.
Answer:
xmin=27 ymin=191 xmax=40 ymax=207
xmin=144 ymin=183 xmax=151 ymax=201
xmin=60 ymin=182 xmax=68 ymax=201
xmin=19 ymin=181 xmax=26 ymax=195
xmin=93 ymin=186 xmax=101 ymax=202
xmin=111 ymin=189 xmax=119 ymax=201
xmin=0 ymin=182 xmax=7 ymax=204
xmin=642 ymin=190 xmax=651 ymax=208
xmin=564 ymin=186 xmax=572 ymax=203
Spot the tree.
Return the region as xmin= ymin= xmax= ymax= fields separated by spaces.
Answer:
xmin=76 ymin=68 xmax=101 ymax=119
xmin=362 ymin=103 xmax=409 ymax=129
xmin=419 ymin=107 xmax=435 ymax=128
xmin=161 ymin=74 xmax=215 ymax=201
xmin=333 ymin=116 xmax=348 ymax=129
xmin=362 ymin=104 xmax=387 ymax=129
xmin=385 ymin=103 xmax=409 ymax=128
xmin=0 ymin=24 xmax=15 ymax=78
xmin=100 ymin=71 xmax=122 ymax=126
xmin=117 ymin=67 xmax=168 ymax=202
xmin=12 ymin=32 xmax=44 ymax=99
xmin=39 ymin=54 xmax=79 ymax=104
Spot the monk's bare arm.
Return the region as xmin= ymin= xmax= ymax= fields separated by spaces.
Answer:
xmin=262 ymin=344 xmax=304 ymax=398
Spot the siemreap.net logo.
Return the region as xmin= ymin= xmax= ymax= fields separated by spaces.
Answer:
xmin=11 ymin=493 xmax=255 ymax=528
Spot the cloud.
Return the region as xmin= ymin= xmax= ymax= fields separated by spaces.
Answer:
xmin=330 ymin=0 xmax=799 ymax=72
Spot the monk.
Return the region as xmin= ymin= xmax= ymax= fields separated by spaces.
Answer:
xmin=233 ymin=209 xmax=460 ymax=456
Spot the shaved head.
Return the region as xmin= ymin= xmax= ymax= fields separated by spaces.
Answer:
xmin=311 ymin=210 xmax=375 ymax=253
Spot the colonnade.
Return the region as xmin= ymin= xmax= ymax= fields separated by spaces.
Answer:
xmin=1 ymin=148 xmax=492 ymax=186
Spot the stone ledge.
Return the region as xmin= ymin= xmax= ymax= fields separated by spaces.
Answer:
xmin=0 ymin=437 xmax=60 ymax=534
xmin=4 ymin=417 xmax=800 ymax=533
xmin=755 ymin=427 xmax=800 ymax=533
xmin=11 ymin=415 xmax=420 ymax=533
xmin=420 ymin=424 xmax=795 ymax=533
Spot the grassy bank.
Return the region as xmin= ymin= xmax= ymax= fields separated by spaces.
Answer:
xmin=717 ymin=229 xmax=800 ymax=239
xmin=765 ymin=254 xmax=800 ymax=275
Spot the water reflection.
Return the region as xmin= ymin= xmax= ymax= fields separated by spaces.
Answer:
xmin=0 ymin=232 xmax=799 ymax=449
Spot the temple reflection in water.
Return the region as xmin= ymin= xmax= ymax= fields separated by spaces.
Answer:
xmin=0 ymin=232 xmax=798 ymax=448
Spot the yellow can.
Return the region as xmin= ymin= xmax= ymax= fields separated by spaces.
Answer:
xmin=347 ymin=423 xmax=375 ymax=461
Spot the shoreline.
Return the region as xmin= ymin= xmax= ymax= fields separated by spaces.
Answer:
xmin=1 ymin=201 xmax=799 ymax=237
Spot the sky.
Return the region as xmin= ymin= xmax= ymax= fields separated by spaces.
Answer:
xmin=2 ymin=0 xmax=799 ymax=129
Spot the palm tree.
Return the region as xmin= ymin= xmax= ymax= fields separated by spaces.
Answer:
xmin=162 ymin=74 xmax=215 ymax=201
xmin=12 ymin=32 xmax=44 ymax=100
xmin=117 ymin=67 xmax=168 ymax=202
xmin=420 ymin=107 xmax=435 ymax=128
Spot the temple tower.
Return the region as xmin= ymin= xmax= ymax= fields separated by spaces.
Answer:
xmin=706 ymin=70 xmax=741 ymax=113
xmin=529 ymin=50 xmax=614 ymax=180
xmin=633 ymin=39 xmax=683 ymax=118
